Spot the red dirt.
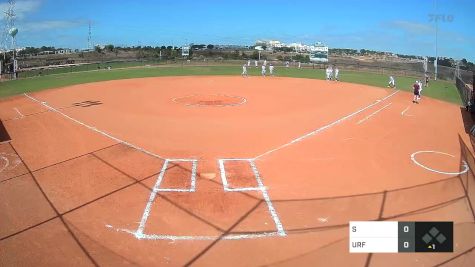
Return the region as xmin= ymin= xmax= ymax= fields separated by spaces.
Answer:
xmin=1 ymin=76 xmax=474 ymax=266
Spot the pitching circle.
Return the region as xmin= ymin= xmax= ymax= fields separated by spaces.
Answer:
xmin=172 ymin=94 xmax=247 ymax=107
xmin=410 ymin=150 xmax=469 ymax=175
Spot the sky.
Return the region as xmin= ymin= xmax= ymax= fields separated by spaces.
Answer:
xmin=1 ymin=0 xmax=474 ymax=61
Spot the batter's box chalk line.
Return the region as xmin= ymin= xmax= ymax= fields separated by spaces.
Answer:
xmin=154 ymin=159 xmax=197 ymax=192
xmin=110 ymin=158 xmax=286 ymax=241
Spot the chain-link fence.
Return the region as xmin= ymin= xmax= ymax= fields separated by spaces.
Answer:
xmin=455 ymin=68 xmax=474 ymax=108
xmin=1 ymin=54 xmax=473 ymax=88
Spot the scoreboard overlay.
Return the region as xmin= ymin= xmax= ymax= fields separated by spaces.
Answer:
xmin=349 ymin=221 xmax=453 ymax=253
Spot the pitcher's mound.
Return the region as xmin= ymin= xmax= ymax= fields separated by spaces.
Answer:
xmin=173 ymin=94 xmax=246 ymax=107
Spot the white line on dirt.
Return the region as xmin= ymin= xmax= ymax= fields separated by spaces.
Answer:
xmin=0 ymin=156 xmax=9 ymax=173
xmin=356 ymin=103 xmax=392 ymax=125
xmin=117 ymin=227 xmax=282 ymax=241
xmin=254 ymin=90 xmax=399 ymax=159
xmin=24 ymin=93 xmax=166 ymax=160
xmin=13 ymin=107 xmax=24 ymax=119
xmin=136 ymin=160 xmax=169 ymax=235
xmin=401 ymin=105 xmax=414 ymax=117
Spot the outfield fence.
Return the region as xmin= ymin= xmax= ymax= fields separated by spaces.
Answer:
xmin=458 ymin=135 xmax=475 ymax=221
xmin=1 ymin=56 xmax=473 ymax=89
xmin=455 ymin=69 xmax=474 ymax=108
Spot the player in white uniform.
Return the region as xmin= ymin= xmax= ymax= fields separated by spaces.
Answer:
xmin=413 ymin=81 xmax=421 ymax=103
xmin=261 ymin=64 xmax=266 ymax=76
xmin=269 ymin=63 xmax=274 ymax=76
xmin=247 ymin=60 xmax=251 ymax=66
xmin=388 ymin=76 xmax=396 ymax=88
xmin=298 ymin=62 xmax=301 ymax=69
xmin=263 ymin=59 xmax=267 ymax=66
xmin=334 ymin=66 xmax=340 ymax=81
xmin=418 ymin=80 xmax=423 ymax=100
xmin=326 ymin=66 xmax=333 ymax=80
xmin=255 ymin=60 xmax=258 ymax=68
xmin=242 ymin=64 xmax=248 ymax=77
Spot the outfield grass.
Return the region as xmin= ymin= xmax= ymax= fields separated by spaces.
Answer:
xmin=0 ymin=65 xmax=462 ymax=104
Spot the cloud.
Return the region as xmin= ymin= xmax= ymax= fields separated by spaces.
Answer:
xmin=0 ymin=0 xmax=41 ymax=19
xmin=19 ymin=20 xmax=88 ymax=32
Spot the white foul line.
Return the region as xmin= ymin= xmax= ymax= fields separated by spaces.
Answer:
xmin=24 ymin=93 xmax=165 ymax=160
xmin=401 ymin=106 xmax=414 ymax=117
xmin=254 ymin=90 xmax=399 ymax=159
xmin=356 ymin=103 xmax=392 ymax=125
xmin=13 ymin=107 xmax=24 ymax=119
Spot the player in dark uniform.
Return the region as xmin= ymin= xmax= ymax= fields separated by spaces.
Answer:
xmin=413 ymin=81 xmax=421 ymax=104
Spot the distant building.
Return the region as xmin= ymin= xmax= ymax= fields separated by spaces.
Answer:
xmin=255 ymin=39 xmax=326 ymax=53
xmin=55 ymin=49 xmax=73 ymax=55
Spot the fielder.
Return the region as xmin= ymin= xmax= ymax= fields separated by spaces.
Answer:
xmin=247 ymin=60 xmax=251 ymax=66
xmin=263 ymin=59 xmax=267 ymax=66
xmin=298 ymin=62 xmax=301 ymax=69
xmin=242 ymin=64 xmax=248 ymax=77
xmin=425 ymin=73 xmax=429 ymax=87
xmin=334 ymin=66 xmax=340 ymax=81
xmin=418 ymin=80 xmax=423 ymax=99
xmin=269 ymin=63 xmax=274 ymax=76
xmin=261 ymin=64 xmax=266 ymax=76
xmin=388 ymin=76 xmax=396 ymax=88
xmin=255 ymin=60 xmax=258 ymax=68
xmin=413 ymin=80 xmax=421 ymax=103
xmin=326 ymin=65 xmax=333 ymax=80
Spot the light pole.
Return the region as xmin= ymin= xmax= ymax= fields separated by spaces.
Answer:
xmin=434 ymin=0 xmax=438 ymax=81
xmin=9 ymin=27 xmax=18 ymax=79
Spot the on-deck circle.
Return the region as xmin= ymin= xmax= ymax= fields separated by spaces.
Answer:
xmin=410 ymin=150 xmax=469 ymax=175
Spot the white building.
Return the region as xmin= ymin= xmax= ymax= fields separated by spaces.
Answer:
xmin=254 ymin=40 xmax=328 ymax=60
